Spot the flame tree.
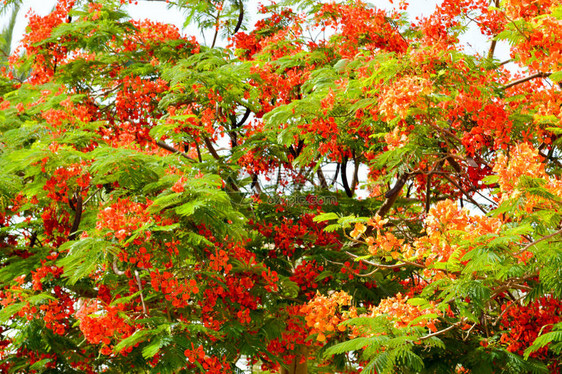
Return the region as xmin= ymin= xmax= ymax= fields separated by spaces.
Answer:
xmin=0 ymin=0 xmax=561 ymax=373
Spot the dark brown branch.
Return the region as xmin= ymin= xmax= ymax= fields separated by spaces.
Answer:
xmin=350 ymin=150 xmax=360 ymax=192
xmin=210 ymin=7 xmax=222 ymax=49
xmin=539 ymin=150 xmax=562 ymax=168
xmin=203 ymin=137 xmax=221 ymax=160
xmin=235 ymin=106 xmax=251 ymax=128
xmin=341 ymin=156 xmax=353 ymax=197
xmin=376 ymin=173 xmax=409 ymax=218
xmin=502 ymin=72 xmax=551 ymax=90
xmin=331 ymin=163 xmax=340 ymax=186
xmin=68 ymin=193 xmax=83 ymax=241
xmin=232 ymin=0 xmax=244 ymax=34
xmin=195 ymin=142 xmax=202 ymax=162
xmin=446 ymin=155 xmax=462 ymax=173
xmin=251 ymin=174 xmax=262 ymax=194
xmin=156 ymin=140 xmax=196 ymax=162
xmin=29 ymin=231 xmax=38 ymax=248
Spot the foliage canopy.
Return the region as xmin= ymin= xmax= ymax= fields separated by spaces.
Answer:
xmin=0 ymin=0 xmax=561 ymax=373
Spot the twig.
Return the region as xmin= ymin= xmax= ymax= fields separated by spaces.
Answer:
xmin=418 ymin=319 xmax=466 ymax=341
xmin=514 ymin=228 xmax=562 ymax=256
xmin=442 ymin=174 xmax=487 ymax=214
xmin=210 ymin=6 xmax=222 ymax=49
xmin=425 ymin=174 xmax=431 ymax=214
xmin=83 ymin=187 xmax=103 ymax=206
xmin=492 ymin=295 xmax=524 ymax=326
xmin=345 ymin=251 xmax=424 ymax=269
xmin=356 ymin=268 xmax=379 ymax=277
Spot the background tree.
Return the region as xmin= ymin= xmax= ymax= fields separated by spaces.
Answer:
xmin=0 ymin=0 xmax=561 ymax=373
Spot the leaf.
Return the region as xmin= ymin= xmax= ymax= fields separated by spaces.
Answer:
xmin=0 ymin=302 xmax=26 ymax=323
xmin=324 ymin=337 xmax=373 ymax=356
xmin=57 ymin=238 xmax=114 ymax=285
xmin=30 ymin=358 xmax=52 ymax=370
xmin=548 ymin=71 xmax=562 ymax=83
xmin=114 ymin=329 xmax=152 ymax=353
xmin=524 ymin=327 xmax=562 ymax=358
xmin=142 ymin=337 xmax=164 ymax=359
xmin=313 ymin=212 xmax=339 ymax=222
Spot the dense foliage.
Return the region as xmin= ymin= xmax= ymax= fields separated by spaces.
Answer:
xmin=0 ymin=0 xmax=561 ymax=373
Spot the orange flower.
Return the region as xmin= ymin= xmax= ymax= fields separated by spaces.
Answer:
xmin=350 ymin=222 xmax=367 ymax=238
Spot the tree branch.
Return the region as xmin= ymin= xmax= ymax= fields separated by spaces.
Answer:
xmin=341 ymin=156 xmax=353 ymax=197
xmin=502 ymin=72 xmax=551 ymax=90
xmin=232 ymin=0 xmax=244 ymax=34
xmin=351 ymin=150 xmax=360 ymax=193
xmin=113 ymin=258 xmax=125 ymax=276
xmin=68 ymin=192 xmax=82 ymax=241
xmin=156 ymin=140 xmax=196 ymax=162
xmin=515 ymin=228 xmax=562 ymax=256
xmin=317 ymin=166 xmax=328 ymax=189
xmin=251 ymin=174 xmax=262 ymax=194
xmin=203 ymin=137 xmax=221 ymax=160
xmin=331 ymin=163 xmax=340 ymax=186
xmin=135 ymin=270 xmax=147 ymax=315
xmin=376 ymin=173 xmax=409 ymax=218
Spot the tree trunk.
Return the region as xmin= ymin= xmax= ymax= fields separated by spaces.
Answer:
xmin=280 ymin=346 xmax=308 ymax=374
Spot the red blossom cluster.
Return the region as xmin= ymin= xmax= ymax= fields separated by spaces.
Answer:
xmin=76 ymin=300 xmax=137 ymax=356
xmin=500 ymin=296 xmax=562 ymax=358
